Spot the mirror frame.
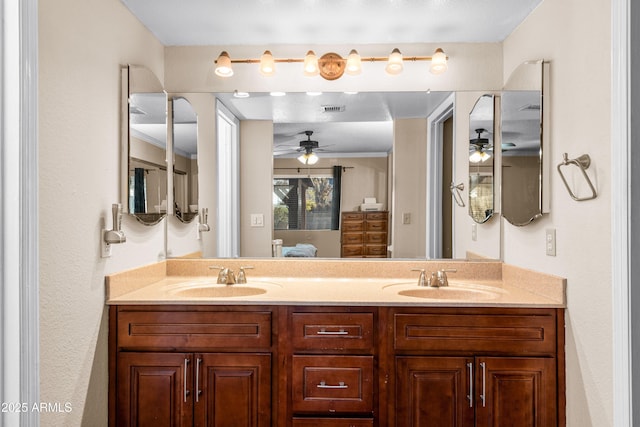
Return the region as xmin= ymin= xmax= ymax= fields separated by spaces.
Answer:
xmin=468 ymin=94 xmax=496 ymax=224
xmin=120 ymin=65 xmax=168 ymax=225
xmin=500 ymin=60 xmax=549 ymax=226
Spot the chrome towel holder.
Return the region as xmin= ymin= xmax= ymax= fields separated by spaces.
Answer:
xmin=557 ymin=153 xmax=598 ymax=201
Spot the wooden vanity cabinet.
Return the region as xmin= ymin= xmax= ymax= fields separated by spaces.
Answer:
xmin=385 ymin=307 xmax=564 ymax=427
xmin=109 ymin=305 xmax=275 ymax=427
xmin=284 ymin=307 xmax=377 ymax=426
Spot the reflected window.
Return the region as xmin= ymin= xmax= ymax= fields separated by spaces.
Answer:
xmin=273 ymin=176 xmax=334 ymax=230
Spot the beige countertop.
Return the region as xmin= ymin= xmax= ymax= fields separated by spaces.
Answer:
xmin=106 ymin=259 xmax=566 ymax=308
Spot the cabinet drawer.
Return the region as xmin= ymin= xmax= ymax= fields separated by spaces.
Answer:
xmin=342 ymin=212 xmax=364 ymax=221
xmin=342 ymin=222 xmax=364 ymax=232
xmin=342 ymin=232 xmax=363 ymax=245
xmin=341 ymin=245 xmax=364 ymax=257
xmin=365 ymin=220 xmax=387 ymax=232
xmin=117 ymin=310 xmax=272 ymax=350
xmin=364 ymin=245 xmax=387 ymax=256
xmin=364 ymin=232 xmax=386 ymax=244
xmin=292 ymin=355 xmax=374 ymax=414
xmin=393 ymin=309 xmax=557 ymax=355
xmin=365 ymin=212 xmax=387 ymax=221
xmin=291 ymin=312 xmax=374 ymax=352
xmin=293 ymin=418 xmax=373 ymax=426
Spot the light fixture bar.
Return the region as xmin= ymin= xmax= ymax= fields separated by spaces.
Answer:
xmin=214 ymin=49 xmax=448 ymax=80
xmin=221 ymin=55 xmax=444 ymax=64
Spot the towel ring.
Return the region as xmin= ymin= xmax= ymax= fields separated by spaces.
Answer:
xmin=557 ymin=153 xmax=598 ymax=201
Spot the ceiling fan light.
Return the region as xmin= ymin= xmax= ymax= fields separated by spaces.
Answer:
xmin=430 ymin=48 xmax=448 ymax=75
xmin=469 ymin=149 xmax=483 ymax=163
xmin=480 ymin=150 xmax=491 ymax=162
xmin=304 ymin=50 xmax=319 ymax=76
xmin=385 ymin=48 xmax=403 ymax=75
xmin=307 ymin=152 xmax=319 ymax=165
xmin=346 ymin=49 xmax=362 ymax=75
xmin=214 ymin=51 xmax=234 ymax=77
xmin=259 ymin=50 xmax=275 ymax=76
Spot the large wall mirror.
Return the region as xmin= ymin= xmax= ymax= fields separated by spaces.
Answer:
xmin=171 ymin=97 xmax=199 ymax=223
xmin=164 ymin=91 xmax=503 ymax=261
xmin=468 ymin=94 xmax=495 ymax=224
xmin=501 ymin=60 xmax=548 ymax=226
xmin=121 ymin=65 xmax=168 ymax=225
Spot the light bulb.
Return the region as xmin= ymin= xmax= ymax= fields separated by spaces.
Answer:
xmin=259 ymin=50 xmax=275 ymax=76
xmin=303 ymin=51 xmax=319 ymax=77
xmin=385 ymin=48 xmax=403 ymax=75
xmin=214 ymin=51 xmax=233 ymax=77
xmin=430 ymin=48 xmax=448 ymax=75
xmin=346 ymin=49 xmax=362 ymax=75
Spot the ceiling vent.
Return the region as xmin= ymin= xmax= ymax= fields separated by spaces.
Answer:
xmin=321 ymin=105 xmax=346 ymax=113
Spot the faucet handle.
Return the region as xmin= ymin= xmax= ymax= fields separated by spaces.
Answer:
xmin=237 ymin=266 xmax=254 ymax=284
xmin=209 ymin=266 xmax=227 ymax=284
xmin=411 ymin=268 xmax=427 ymax=287
xmin=437 ymin=268 xmax=457 ymax=287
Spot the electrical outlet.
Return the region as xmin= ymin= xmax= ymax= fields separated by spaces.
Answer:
xmin=545 ymin=228 xmax=556 ymax=256
xmin=471 ymin=223 xmax=477 ymax=241
xmin=101 ymin=229 xmax=112 ymax=258
xmin=402 ymin=212 xmax=411 ymax=224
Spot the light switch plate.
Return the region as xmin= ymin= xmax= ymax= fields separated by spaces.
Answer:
xmin=402 ymin=212 xmax=411 ymax=224
xmin=101 ymin=229 xmax=112 ymax=258
xmin=471 ymin=223 xmax=477 ymax=241
xmin=251 ymin=213 xmax=264 ymax=227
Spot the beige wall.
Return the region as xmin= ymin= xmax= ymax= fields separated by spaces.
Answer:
xmin=502 ymin=0 xmax=613 ymax=425
xmin=240 ymin=120 xmax=274 ymax=257
xmin=392 ymin=119 xmax=427 ymax=258
xmin=38 ymin=0 xmax=165 ymax=425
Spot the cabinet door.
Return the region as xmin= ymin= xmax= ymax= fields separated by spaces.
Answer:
xmin=476 ymin=357 xmax=557 ymax=427
xmin=117 ymin=352 xmax=193 ymax=427
xmin=195 ymin=353 xmax=271 ymax=427
xmin=396 ymin=357 xmax=474 ymax=427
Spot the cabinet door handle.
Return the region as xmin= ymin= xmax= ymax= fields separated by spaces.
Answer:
xmin=480 ymin=361 xmax=486 ymax=408
xmin=183 ymin=358 xmax=190 ymax=403
xmin=467 ymin=362 xmax=474 ymax=408
xmin=317 ymin=381 xmax=348 ymax=389
xmin=195 ymin=357 xmax=202 ymax=402
xmin=316 ymin=329 xmax=349 ymax=335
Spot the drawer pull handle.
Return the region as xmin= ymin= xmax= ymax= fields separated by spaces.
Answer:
xmin=183 ymin=358 xmax=190 ymax=403
xmin=480 ymin=361 xmax=487 ymax=407
xmin=317 ymin=381 xmax=348 ymax=389
xmin=317 ymin=328 xmax=349 ymax=335
xmin=467 ymin=362 xmax=473 ymax=408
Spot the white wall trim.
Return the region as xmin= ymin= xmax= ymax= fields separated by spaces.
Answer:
xmin=611 ymin=0 xmax=631 ymax=425
xmin=426 ymin=92 xmax=455 ymax=259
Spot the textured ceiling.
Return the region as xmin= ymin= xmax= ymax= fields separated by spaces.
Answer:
xmin=121 ymin=0 xmax=542 ymax=46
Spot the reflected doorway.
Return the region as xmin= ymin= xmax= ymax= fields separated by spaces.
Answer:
xmin=441 ymin=116 xmax=454 ymax=258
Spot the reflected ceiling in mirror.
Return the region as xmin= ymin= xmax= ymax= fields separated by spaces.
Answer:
xmin=468 ymin=94 xmax=495 ymax=224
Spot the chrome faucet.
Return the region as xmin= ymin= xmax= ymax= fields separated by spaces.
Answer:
xmin=209 ymin=266 xmax=236 ymax=284
xmin=428 ymin=268 xmax=457 ymax=287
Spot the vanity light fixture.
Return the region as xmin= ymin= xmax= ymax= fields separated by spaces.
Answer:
xmin=213 ymin=48 xmax=448 ymax=81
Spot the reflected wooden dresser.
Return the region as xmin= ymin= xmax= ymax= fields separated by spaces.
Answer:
xmin=340 ymin=211 xmax=388 ymax=258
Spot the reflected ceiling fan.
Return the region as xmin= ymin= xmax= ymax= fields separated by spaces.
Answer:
xmin=274 ymin=130 xmax=333 ymax=165
xmin=469 ymin=128 xmax=492 ymax=163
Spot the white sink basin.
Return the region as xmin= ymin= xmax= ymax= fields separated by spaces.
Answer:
xmin=383 ymin=282 xmax=503 ymax=301
xmin=165 ymin=281 xmax=282 ymax=298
